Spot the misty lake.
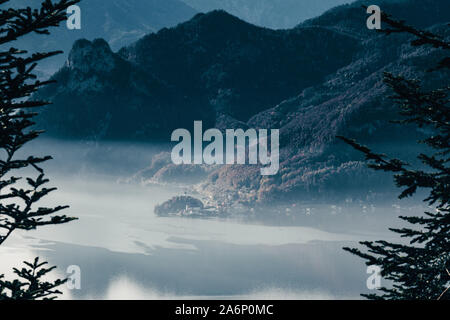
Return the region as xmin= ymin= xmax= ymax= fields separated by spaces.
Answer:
xmin=0 ymin=141 xmax=417 ymax=300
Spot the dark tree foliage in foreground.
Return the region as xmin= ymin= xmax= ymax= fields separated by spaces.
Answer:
xmin=0 ymin=257 xmax=67 ymax=300
xmin=338 ymin=9 xmax=449 ymax=300
xmin=0 ymin=0 xmax=79 ymax=300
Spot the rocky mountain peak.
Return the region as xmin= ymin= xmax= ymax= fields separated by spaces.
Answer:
xmin=67 ymin=39 xmax=116 ymax=74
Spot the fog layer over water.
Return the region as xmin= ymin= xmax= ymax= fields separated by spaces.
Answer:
xmin=0 ymin=140 xmax=426 ymax=299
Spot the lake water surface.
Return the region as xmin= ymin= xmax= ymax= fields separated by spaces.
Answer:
xmin=1 ymin=141 xmax=417 ymax=300
xmin=1 ymin=173 xmax=406 ymax=300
